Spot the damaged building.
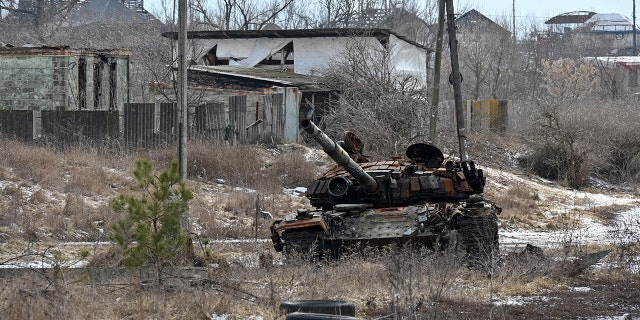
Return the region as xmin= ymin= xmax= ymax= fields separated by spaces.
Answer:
xmin=0 ymin=45 xmax=130 ymax=140
xmin=160 ymin=28 xmax=432 ymax=144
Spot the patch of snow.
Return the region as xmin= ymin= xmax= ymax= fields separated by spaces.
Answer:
xmin=233 ymin=186 xmax=256 ymax=193
xmin=0 ymin=259 xmax=88 ymax=269
xmin=571 ymin=286 xmax=593 ymax=292
xmin=485 ymin=167 xmax=638 ymax=208
xmin=283 ymin=186 xmax=306 ymax=197
xmin=500 ymin=207 xmax=640 ymax=249
xmin=493 ymin=295 xmax=556 ymax=306
xmin=588 ymin=315 xmax=636 ymax=320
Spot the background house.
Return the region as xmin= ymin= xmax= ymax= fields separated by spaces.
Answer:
xmin=455 ymin=9 xmax=512 ymax=41
xmin=544 ymin=11 xmax=597 ymax=36
xmin=0 ymin=46 xmax=130 ymax=140
xmin=175 ymin=28 xmax=431 ymax=85
xmin=574 ymin=13 xmax=640 ymax=56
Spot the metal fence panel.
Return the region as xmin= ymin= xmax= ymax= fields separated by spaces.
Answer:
xmin=0 ymin=110 xmax=33 ymax=141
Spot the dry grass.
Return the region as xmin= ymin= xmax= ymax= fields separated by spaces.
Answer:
xmin=487 ymin=184 xmax=546 ymax=229
xmin=0 ymin=244 xmax=637 ymax=319
xmin=579 ymin=203 xmax=635 ymax=225
xmin=0 ymin=139 xmax=316 ymax=242
xmin=1 ymin=137 xmax=640 ymax=318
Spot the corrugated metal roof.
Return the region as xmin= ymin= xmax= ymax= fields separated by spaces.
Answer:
xmin=581 ymin=13 xmax=640 ymax=33
xmin=162 ymin=28 xmax=432 ymax=52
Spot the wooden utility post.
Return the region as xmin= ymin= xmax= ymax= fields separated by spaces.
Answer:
xmin=512 ymin=0 xmax=516 ymax=44
xmin=177 ymin=0 xmax=190 ymax=232
xmin=445 ymin=0 xmax=468 ymax=162
xmin=178 ymin=0 xmax=188 ymax=181
xmin=631 ymin=0 xmax=638 ymax=88
xmin=429 ymin=0 xmax=445 ymax=143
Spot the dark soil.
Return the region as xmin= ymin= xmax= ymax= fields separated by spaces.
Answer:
xmin=420 ymin=275 xmax=640 ymax=319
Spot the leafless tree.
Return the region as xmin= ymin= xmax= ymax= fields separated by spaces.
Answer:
xmin=319 ymin=36 xmax=429 ymax=158
xmin=189 ymin=0 xmax=294 ymax=30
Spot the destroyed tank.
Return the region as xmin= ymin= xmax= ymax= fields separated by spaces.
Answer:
xmin=270 ymin=119 xmax=500 ymax=259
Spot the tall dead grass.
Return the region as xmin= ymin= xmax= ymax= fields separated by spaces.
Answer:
xmin=0 ymin=137 xmax=317 ymax=242
xmin=186 ymin=142 xmax=317 ymax=192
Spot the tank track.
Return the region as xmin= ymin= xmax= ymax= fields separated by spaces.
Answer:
xmin=281 ymin=230 xmax=324 ymax=259
xmin=456 ymin=213 xmax=499 ymax=259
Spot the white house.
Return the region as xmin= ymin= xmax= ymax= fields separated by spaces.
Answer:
xmin=166 ymin=28 xmax=432 ymax=86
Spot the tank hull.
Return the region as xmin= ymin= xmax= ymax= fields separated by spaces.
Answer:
xmin=272 ymin=199 xmax=499 ymax=258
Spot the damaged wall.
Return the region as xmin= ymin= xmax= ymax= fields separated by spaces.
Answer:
xmin=0 ymin=47 xmax=130 ymax=138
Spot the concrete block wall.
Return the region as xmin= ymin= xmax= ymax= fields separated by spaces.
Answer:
xmin=0 ymin=55 xmax=69 ymax=110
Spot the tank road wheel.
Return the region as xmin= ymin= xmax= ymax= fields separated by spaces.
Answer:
xmin=281 ymin=229 xmax=326 ymax=260
xmin=280 ymin=300 xmax=357 ymax=317
xmin=456 ymin=213 xmax=499 ymax=261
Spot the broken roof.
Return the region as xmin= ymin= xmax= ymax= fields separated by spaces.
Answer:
xmin=584 ymin=56 xmax=640 ymax=70
xmin=188 ymin=65 xmax=332 ymax=92
xmin=162 ymin=28 xmax=432 ymax=52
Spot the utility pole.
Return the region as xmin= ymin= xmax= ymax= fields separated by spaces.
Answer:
xmin=429 ymin=0 xmax=445 ymax=143
xmin=445 ymin=0 xmax=467 ymax=162
xmin=635 ymin=0 xmax=637 ymax=55
xmin=512 ymin=0 xmax=516 ymax=43
xmin=178 ymin=0 xmax=188 ymax=182
xmin=632 ymin=0 xmax=638 ymax=88
xmin=177 ymin=0 xmax=190 ymax=232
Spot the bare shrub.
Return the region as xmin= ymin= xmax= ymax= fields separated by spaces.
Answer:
xmin=384 ymin=246 xmax=465 ymax=318
xmin=0 ymin=139 xmax=59 ymax=186
xmin=609 ymin=216 xmax=640 ymax=273
xmin=188 ymin=142 xmax=263 ymax=188
xmin=319 ymin=36 xmax=429 ymax=159
xmin=520 ymin=59 xmax=640 ymax=188
xmin=29 ymin=189 xmax=49 ymax=204
xmin=2 ymin=183 xmax=21 ymax=198
xmin=487 ymin=184 xmax=542 ymax=228
xmin=263 ymin=149 xmax=317 ymax=189
xmin=65 ymin=167 xmax=112 ymax=196
xmin=61 ymin=194 xmax=84 ymax=217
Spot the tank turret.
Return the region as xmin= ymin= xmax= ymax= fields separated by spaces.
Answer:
xmin=302 ymin=120 xmax=485 ymax=210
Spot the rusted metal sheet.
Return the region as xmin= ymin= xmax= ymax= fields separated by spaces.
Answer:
xmin=274 ymin=216 xmax=329 ymax=234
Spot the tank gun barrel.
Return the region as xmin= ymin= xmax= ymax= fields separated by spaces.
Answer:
xmin=301 ymin=119 xmax=378 ymax=193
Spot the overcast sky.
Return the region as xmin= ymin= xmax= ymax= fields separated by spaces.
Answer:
xmin=143 ymin=0 xmax=637 ymax=27
xmin=471 ymin=0 xmax=635 ymax=24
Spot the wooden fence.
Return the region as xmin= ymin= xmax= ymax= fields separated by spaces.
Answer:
xmin=0 ymin=93 xmax=289 ymax=148
xmin=442 ymin=99 xmax=509 ymax=133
